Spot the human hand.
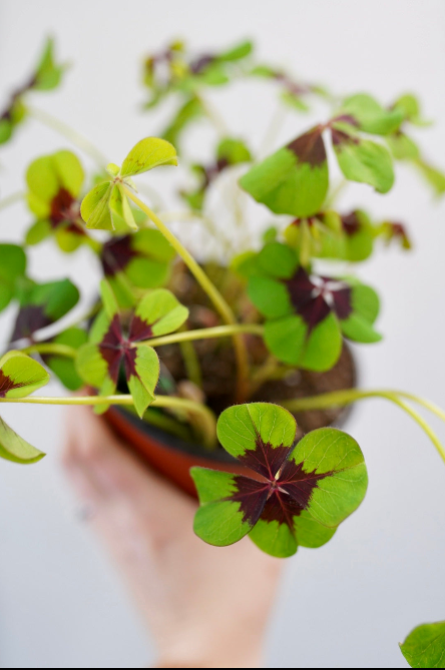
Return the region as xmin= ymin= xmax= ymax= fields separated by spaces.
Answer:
xmin=62 ymin=407 xmax=283 ymax=668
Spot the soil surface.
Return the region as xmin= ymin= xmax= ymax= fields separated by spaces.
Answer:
xmin=159 ymin=263 xmax=357 ymax=438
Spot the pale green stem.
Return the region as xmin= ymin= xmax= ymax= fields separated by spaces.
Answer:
xmin=143 ymin=324 xmax=264 ymax=349
xmin=197 ymin=93 xmax=228 ymax=137
xmin=28 ymin=106 xmax=108 ymax=168
xmin=123 ymin=187 xmax=251 ymax=402
xmin=282 ymin=389 xmax=445 ymax=464
xmin=0 ymin=191 xmax=25 ymax=213
xmin=259 ymin=103 xmax=288 ymax=158
xmin=325 ymin=178 xmax=348 ymax=209
xmin=21 ymin=343 xmax=78 ymax=358
xmin=0 ymin=394 xmax=217 ymax=449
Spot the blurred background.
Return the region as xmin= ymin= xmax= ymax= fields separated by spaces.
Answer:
xmin=0 ymin=0 xmax=445 ymax=667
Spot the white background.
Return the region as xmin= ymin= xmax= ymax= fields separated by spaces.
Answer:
xmin=0 ymin=0 xmax=445 ymax=667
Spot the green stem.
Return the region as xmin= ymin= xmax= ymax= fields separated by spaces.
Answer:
xmin=325 ymin=178 xmax=348 ymax=209
xmin=28 ymin=106 xmax=108 ymax=168
xmin=0 ymin=394 xmax=217 ymax=450
xmin=197 ymin=93 xmax=228 ymax=137
xmin=21 ymin=343 xmax=78 ymax=358
xmin=282 ymin=389 xmax=445 ymax=464
xmin=143 ymin=324 xmax=264 ymax=348
xmin=0 ymin=191 xmax=25 ymax=213
xmin=123 ymin=187 xmax=251 ymax=402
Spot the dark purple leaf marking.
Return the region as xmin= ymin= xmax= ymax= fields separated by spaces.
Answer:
xmin=190 ymin=54 xmax=216 ymax=74
xmin=101 ymin=237 xmax=137 ymax=277
xmin=238 ymin=435 xmax=292 ymax=480
xmin=287 ymin=127 xmax=326 ymax=167
xmin=11 ymin=305 xmax=51 ymax=342
xmin=0 ymin=369 xmax=24 ymax=397
xmin=225 ymin=435 xmax=332 ymax=532
xmin=329 ymin=117 xmax=360 ymax=148
xmin=285 ymin=267 xmax=352 ymax=331
xmin=99 ymin=314 xmax=138 ymax=382
xmin=98 ymin=313 xmax=154 ymax=382
xmin=49 ymin=188 xmax=84 ymax=235
xmin=341 ymin=211 xmax=361 ymax=236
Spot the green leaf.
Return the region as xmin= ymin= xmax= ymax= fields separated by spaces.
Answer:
xmin=0 ymin=119 xmax=13 ymax=145
xmin=217 ymin=40 xmax=253 ymax=62
xmin=109 ymin=184 xmax=138 ymax=231
xmin=414 ymin=159 xmax=445 ymax=196
xmin=127 ymin=344 xmax=160 ymax=418
xmin=0 ymin=416 xmax=45 ymax=464
xmin=289 ymin=428 xmax=368 ymax=527
xmin=257 ymin=242 xmax=298 ymax=279
xmin=281 ymin=91 xmax=310 ymax=113
xmin=192 ymin=405 xmax=367 ymax=558
xmin=81 ymin=181 xmax=114 ymax=231
xmin=240 ymin=127 xmax=329 ymax=217
xmin=52 ymin=150 xmax=84 ymax=197
xmin=248 ymin=276 xmax=293 ymax=320
xmin=192 ymin=469 xmax=256 ymax=546
xmin=401 ymin=621 xmax=445 ymax=669
xmin=340 ymin=314 xmax=382 ymax=343
xmin=340 ymin=93 xmax=404 ymax=135
xmin=217 ymin=138 xmax=252 ymax=164
xmin=0 ymin=244 xmax=27 ymax=313
xmin=135 ymin=289 xmax=189 ymax=338
xmin=100 ymin=280 xmax=119 ymax=319
xmin=120 ymin=137 xmax=178 ymax=178
xmin=387 ymin=132 xmax=420 ymax=161
xmin=26 ymin=156 xmax=60 ymax=214
xmin=12 ymin=278 xmax=80 ymax=341
xmin=25 ymin=220 xmax=52 ymax=246
xmin=0 ymin=351 xmax=50 ymax=398
xmin=217 ymin=402 xmax=297 ymax=460
xmin=34 ymin=37 xmax=65 ymax=91
xmin=76 ymin=341 xmax=108 ymax=389
xmin=394 ymin=93 xmax=431 ymax=127
xmin=333 ymin=134 xmax=395 ymax=193
xmin=163 ymin=97 xmax=204 ymax=146
xmin=264 ymin=313 xmax=343 ymax=371
xmin=44 ymin=327 xmax=88 ymax=391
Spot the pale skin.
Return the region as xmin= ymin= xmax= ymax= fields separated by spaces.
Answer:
xmin=62 ymin=407 xmax=283 ymax=669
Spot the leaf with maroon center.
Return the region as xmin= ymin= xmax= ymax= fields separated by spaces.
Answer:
xmin=76 ymin=282 xmax=189 ymax=417
xmin=10 ymin=278 xmax=80 ymax=343
xmin=0 ymin=351 xmax=49 ymax=464
xmin=246 ymin=242 xmax=382 ymax=370
xmin=25 ymin=150 xmax=86 ymax=252
xmin=191 ymin=403 xmax=368 ymax=558
xmin=100 ymin=229 xmax=176 ymax=307
xmin=329 ymin=115 xmax=395 ymax=194
xmin=239 ymin=125 xmax=329 ymax=218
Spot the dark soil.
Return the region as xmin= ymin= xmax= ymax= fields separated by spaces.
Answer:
xmin=156 ymin=263 xmax=357 ymax=439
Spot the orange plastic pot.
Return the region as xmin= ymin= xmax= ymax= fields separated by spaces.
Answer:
xmin=105 ymin=407 xmax=253 ymax=498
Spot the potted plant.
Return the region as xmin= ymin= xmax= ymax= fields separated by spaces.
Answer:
xmin=1 ymin=37 xmax=445 ymax=667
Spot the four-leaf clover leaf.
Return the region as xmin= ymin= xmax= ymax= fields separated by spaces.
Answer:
xmin=192 ymin=402 xmax=368 ymax=558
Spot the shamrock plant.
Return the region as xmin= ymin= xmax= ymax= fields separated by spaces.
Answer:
xmin=192 ymin=403 xmax=367 ymax=558
xmin=1 ymin=37 xmax=445 ymax=666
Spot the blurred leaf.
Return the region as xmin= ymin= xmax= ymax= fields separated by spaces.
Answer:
xmin=0 ymin=350 xmax=50 ymax=398
xmin=332 ymin=125 xmax=395 ymax=193
xmin=0 ymin=415 xmax=45 ymax=464
xmin=240 ymin=126 xmax=329 ymax=217
xmin=340 ymin=93 xmax=404 ymax=135
xmin=401 ymin=621 xmax=445 ymax=668
xmin=11 ymin=278 xmax=80 ymax=342
xmin=120 ymin=137 xmax=178 ymax=177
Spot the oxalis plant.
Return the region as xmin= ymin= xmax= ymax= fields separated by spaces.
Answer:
xmin=1 ymin=38 xmax=445 ymax=666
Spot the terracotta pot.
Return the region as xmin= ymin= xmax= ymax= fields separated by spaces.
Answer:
xmin=105 ymin=407 xmax=253 ymax=498
xmin=104 ymin=349 xmax=357 ymax=499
